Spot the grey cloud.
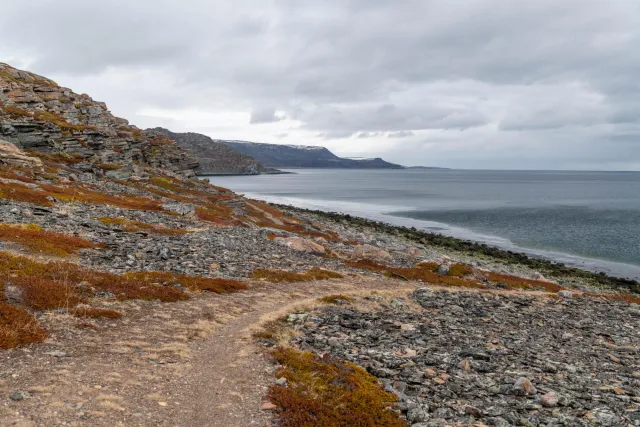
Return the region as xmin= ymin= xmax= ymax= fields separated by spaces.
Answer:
xmin=317 ymin=131 xmax=356 ymax=140
xmin=388 ymin=131 xmax=415 ymax=138
xmin=356 ymin=132 xmax=382 ymax=139
xmin=250 ymin=107 xmax=283 ymax=124
xmin=1 ymin=0 xmax=639 ymax=169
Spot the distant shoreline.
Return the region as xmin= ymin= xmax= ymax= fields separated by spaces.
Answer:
xmin=273 ymin=202 xmax=640 ymax=292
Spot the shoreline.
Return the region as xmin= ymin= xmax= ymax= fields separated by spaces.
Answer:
xmin=273 ymin=202 xmax=640 ymax=293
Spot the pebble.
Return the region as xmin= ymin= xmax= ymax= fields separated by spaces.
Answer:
xmin=290 ymin=289 xmax=640 ymax=425
xmin=540 ymin=391 xmax=558 ymax=407
xmin=10 ymin=391 xmax=30 ymax=401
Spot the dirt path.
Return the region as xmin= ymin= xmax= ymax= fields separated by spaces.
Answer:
xmin=0 ymin=277 xmax=418 ymax=427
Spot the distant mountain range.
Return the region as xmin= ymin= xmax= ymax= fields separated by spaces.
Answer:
xmin=147 ymin=129 xmax=404 ymax=174
xmin=218 ymin=140 xmax=403 ymax=169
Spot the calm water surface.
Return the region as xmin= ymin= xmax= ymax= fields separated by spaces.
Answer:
xmin=208 ymin=169 xmax=640 ymax=280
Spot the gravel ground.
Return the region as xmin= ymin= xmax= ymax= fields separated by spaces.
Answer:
xmin=291 ymin=288 xmax=640 ymax=426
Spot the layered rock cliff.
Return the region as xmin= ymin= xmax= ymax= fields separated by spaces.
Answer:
xmin=0 ymin=63 xmax=198 ymax=180
xmin=151 ymin=128 xmax=280 ymax=175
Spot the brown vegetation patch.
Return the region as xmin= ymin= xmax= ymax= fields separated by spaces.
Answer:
xmin=346 ymin=260 xmax=485 ymax=289
xmin=97 ymin=163 xmax=122 ymax=171
xmin=582 ymin=292 xmax=640 ymax=305
xmin=447 ymin=263 xmax=473 ymax=277
xmin=0 ymin=252 xmax=190 ymax=303
xmin=40 ymin=183 xmax=164 ymax=211
xmin=11 ymin=276 xmax=84 ymax=310
xmin=0 ymin=180 xmax=56 ymax=206
xmin=0 ymin=302 xmax=48 ymax=349
xmin=0 ymin=223 xmax=101 ymax=256
xmin=0 ymin=178 xmax=165 ymax=211
xmin=484 ymin=272 xmax=563 ymax=293
xmin=195 ymin=206 xmax=237 ymax=226
xmin=268 ymin=347 xmax=404 ymax=427
xmin=69 ymin=307 xmax=122 ymax=319
xmin=249 ymin=268 xmax=344 ymax=283
xmin=97 ymin=217 xmax=189 ymax=236
xmin=0 ymin=168 xmax=37 ymax=184
xmin=122 ymin=272 xmax=247 ymax=294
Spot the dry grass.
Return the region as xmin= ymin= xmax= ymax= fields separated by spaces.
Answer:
xmin=0 ymin=223 xmax=101 ymax=256
xmin=69 ymin=307 xmax=122 ymax=319
xmin=484 ymin=272 xmax=564 ymax=292
xmin=97 ymin=163 xmax=122 ymax=171
xmin=11 ymin=276 xmax=84 ymax=310
xmin=581 ymin=292 xmax=640 ymax=305
xmin=346 ymin=260 xmax=485 ymax=289
xmin=40 ymin=183 xmax=164 ymax=211
xmin=97 ymin=217 xmax=189 ymax=236
xmin=0 ymin=181 xmax=55 ymax=206
xmin=0 ymin=302 xmax=48 ymax=349
xmin=0 ymin=179 xmax=165 ymax=212
xmin=0 ymin=251 xmax=190 ymax=303
xmin=318 ymin=295 xmax=354 ymax=305
xmin=0 ymin=168 xmax=37 ymax=184
xmin=195 ymin=206 xmax=237 ymax=226
xmin=122 ymin=272 xmax=247 ymax=294
xmin=250 ymin=268 xmax=344 ymax=283
xmin=268 ymin=347 xmax=404 ymax=427
xmin=448 ymin=263 xmax=473 ymax=277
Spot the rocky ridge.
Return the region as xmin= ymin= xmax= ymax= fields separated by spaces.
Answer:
xmin=0 ymin=63 xmax=198 ymax=180
xmin=151 ymin=127 xmax=282 ymax=176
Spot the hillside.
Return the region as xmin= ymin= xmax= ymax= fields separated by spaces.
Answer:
xmin=0 ymin=62 xmax=639 ymax=427
xmin=220 ymin=140 xmax=404 ymax=168
xmin=0 ymin=63 xmax=197 ymax=180
xmin=150 ymin=128 xmax=282 ymax=175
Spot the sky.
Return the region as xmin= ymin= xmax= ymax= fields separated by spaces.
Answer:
xmin=1 ymin=0 xmax=639 ymax=170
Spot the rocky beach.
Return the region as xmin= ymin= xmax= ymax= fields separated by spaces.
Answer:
xmin=1 ymin=62 xmax=639 ymax=426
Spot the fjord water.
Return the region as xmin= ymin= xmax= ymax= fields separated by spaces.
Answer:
xmin=209 ymin=169 xmax=640 ymax=280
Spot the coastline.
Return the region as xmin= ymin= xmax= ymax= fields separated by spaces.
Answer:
xmin=273 ymin=202 xmax=640 ymax=292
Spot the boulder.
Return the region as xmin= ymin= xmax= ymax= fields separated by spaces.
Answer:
xmin=353 ymin=244 xmax=392 ymax=261
xmin=557 ymin=290 xmax=574 ymax=299
xmin=407 ymin=247 xmax=423 ymax=259
xmin=0 ymin=140 xmax=43 ymax=171
xmin=274 ymin=237 xmax=326 ymax=254
xmin=513 ymin=377 xmax=537 ymax=395
xmin=532 ymin=271 xmax=548 ymax=282
xmin=162 ymin=202 xmax=196 ymax=216
xmin=541 ymin=391 xmax=559 ymax=408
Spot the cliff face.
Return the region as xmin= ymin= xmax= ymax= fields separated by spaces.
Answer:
xmin=220 ymin=140 xmax=403 ymax=169
xmin=0 ymin=63 xmax=198 ymax=180
xmin=151 ymin=128 xmax=279 ymax=175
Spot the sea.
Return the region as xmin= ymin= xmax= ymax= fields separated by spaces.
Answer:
xmin=207 ymin=169 xmax=640 ymax=280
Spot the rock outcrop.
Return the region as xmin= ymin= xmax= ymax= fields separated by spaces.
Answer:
xmin=353 ymin=243 xmax=392 ymax=261
xmin=0 ymin=63 xmax=198 ymax=179
xmin=0 ymin=140 xmax=43 ymax=171
xmin=274 ymin=236 xmax=326 ymax=254
xmin=151 ymin=127 xmax=281 ymax=175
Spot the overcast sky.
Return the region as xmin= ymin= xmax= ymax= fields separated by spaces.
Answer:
xmin=2 ymin=0 xmax=639 ymax=170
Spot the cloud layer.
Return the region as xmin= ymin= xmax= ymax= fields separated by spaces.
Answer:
xmin=1 ymin=0 xmax=639 ymax=169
